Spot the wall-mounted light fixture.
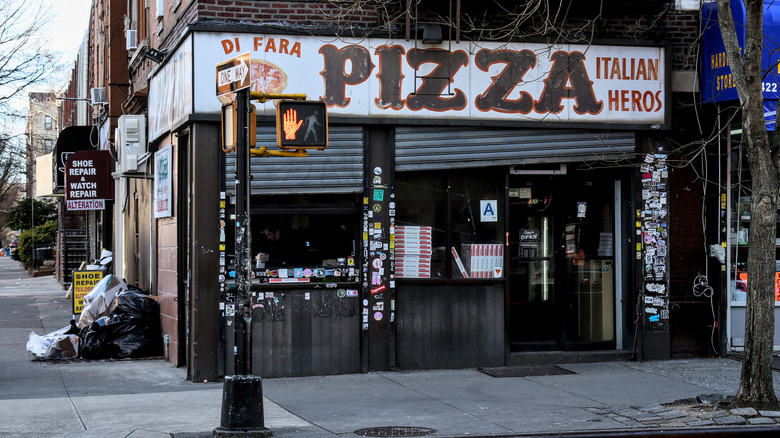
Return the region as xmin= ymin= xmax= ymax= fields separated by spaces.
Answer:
xmin=142 ymin=47 xmax=167 ymax=64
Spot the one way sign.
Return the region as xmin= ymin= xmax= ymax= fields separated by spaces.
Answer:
xmin=216 ymin=52 xmax=251 ymax=96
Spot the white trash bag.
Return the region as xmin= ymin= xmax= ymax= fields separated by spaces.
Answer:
xmin=78 ymin=274 xmax=128 ymax=328
xmin=27 ymin=327 xmax=79 ymax=360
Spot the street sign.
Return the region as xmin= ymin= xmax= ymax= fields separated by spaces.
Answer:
xmin=216 ymin=52 xmax=251 ymax=96
xmin=276 ymin=100 xmax=328 ymax=150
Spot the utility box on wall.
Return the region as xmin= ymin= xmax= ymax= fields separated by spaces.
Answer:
xmin=117 ymin=115 xmax=147 ymax=173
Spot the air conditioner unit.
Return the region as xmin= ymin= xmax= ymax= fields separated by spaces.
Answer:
xmin=126 ymin=30 xmax=138 ymax=50
xmin=90 ymin=87 xmax=107 ymax=106
xmin=117 ymin=115 xmax=147 ymax=173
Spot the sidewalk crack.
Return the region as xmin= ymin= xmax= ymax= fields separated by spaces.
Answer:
xmin=58 ymin=368 xmax=87 ymax=431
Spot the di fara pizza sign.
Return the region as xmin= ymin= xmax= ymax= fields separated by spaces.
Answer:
xmin=149 ymin=33 xmax=668 ymax=140
xmin=65 ymin=150 xmax=114 ymax=211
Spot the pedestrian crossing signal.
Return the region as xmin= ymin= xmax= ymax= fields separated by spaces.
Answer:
xmin=276 ymin=100 xmax=328 ymax=150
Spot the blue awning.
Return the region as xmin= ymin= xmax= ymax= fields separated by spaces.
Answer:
xmin=700 ymin=1 xmax=780 ymax=104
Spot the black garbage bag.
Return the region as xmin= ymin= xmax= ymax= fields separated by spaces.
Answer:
xmin=78 ymin=323 xmax=120 ymax=359
xmin=77 ymin=288 xmax=163 ymax=359
xmin=109 ymin=289 xmax=163 ymax=358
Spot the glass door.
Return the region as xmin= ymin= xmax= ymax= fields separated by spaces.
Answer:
xmin=508 ymin=183 xmax=560 ymax=350
xmin=562 ymin=182 xmax=615 ymax=349
xmin=508 ymin=175 xmax=616 ymax=351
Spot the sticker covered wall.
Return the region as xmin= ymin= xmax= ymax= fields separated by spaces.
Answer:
xmin=638 ymin=153 xmax=669 ymax=332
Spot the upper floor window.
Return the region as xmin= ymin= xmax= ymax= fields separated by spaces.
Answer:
xmin=44 ymin=116 xmax=53 ymax=130
xmin=131 ymin=0 xmax=148 ymax=43
xmin=45 ymin=139 xmax=52 ymax=153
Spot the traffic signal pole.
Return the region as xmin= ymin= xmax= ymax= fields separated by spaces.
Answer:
xmin=214 ymin=87 xmax=271 ymax=437
xmin=213 ymin=59 xmax=325 ymax=432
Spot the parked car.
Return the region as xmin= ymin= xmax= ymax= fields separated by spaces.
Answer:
xmin=9 ymin=237 xmax=18 ymax=253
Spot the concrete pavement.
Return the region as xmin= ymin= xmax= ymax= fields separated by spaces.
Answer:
xmin=2 ymin=255 xmax=780 ymax=438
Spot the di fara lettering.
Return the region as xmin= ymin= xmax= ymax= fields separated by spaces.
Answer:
xmin=214 ymin=35 xmax=666 ymax=125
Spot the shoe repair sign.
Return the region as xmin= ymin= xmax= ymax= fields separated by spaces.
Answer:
xmin=65 ymin=150 xmax=114 ymax=211
xmin=72 ymin=271 xmax=103 ymax=314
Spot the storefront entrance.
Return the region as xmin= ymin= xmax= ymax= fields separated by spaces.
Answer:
xmin=508 ymin=172 xmax=617 ymax=351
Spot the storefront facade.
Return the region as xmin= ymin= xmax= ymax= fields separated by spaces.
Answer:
xmin=699 ymin=0 xmax=780 ymax=355
xmin=146 ymin=27 xmax=669 ymax=379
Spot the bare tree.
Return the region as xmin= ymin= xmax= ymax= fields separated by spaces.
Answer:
xmin=716 ymin=0 xmax=778 ymax=408
xmin=0 ymin=0 xmax=57 ymax=114
xmin=0 ymin=0 xmax=63 ymax=245
xmin=0 ymin=132 xmax=24 ymax=243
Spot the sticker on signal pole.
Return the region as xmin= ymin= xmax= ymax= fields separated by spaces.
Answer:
xmin=72 ymin=270 xmax=104 ymax=314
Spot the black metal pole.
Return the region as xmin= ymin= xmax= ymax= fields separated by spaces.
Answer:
xmin=215 ymin=87 xmax=270 ymax=437
xmin=234 ymin=87 xmax=251 ymax=376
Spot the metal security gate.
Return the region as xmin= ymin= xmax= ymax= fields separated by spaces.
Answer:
xmin=395 ymin=127 xmax=635 ymax=170
xmin=226 ymin=125 xmax=364 ymax=195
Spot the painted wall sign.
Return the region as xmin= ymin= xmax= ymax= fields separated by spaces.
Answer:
xmin=64 ymin=150 xmax=114 ymax=211
xmin=148 ymin=33 xmax=667 ymax=140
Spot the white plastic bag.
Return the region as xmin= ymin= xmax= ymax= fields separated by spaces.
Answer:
xmin=26 ymin=328 xmax=79 ymax=360
xmin=78 ymin=274 xmax=128 ymax=328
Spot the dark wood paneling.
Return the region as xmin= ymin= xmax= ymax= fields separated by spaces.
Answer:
xmin=396 ymin=284 xmax=505 ymax=369
xmin=251 ymin=289 xmax=360 ymax=377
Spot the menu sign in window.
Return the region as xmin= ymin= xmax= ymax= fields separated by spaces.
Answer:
xmin=395 ymin=226 xmax=432 ymax=278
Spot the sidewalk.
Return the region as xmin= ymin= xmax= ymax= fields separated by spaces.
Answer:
xmin=1 ymin=255 xmax=780 ymax=438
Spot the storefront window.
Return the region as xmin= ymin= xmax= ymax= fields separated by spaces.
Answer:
xmin=395 ymin=173 xmax=447 ymax=278
xmin=729 ymin=135 xmax=780 ymax=302
xmin=395 ymin=169 xmax=504 ymax=280
xmin=226 ymin=194 xmax=361 ymax=284
xmin=450 ymin=173 xmax=504 ymax=278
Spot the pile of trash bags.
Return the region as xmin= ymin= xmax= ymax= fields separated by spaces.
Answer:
xmin=27 ymin=275 xmax=163 ymax=361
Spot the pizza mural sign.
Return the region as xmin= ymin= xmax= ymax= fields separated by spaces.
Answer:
xmin=149 ymin=32 xmax=667 ymax=140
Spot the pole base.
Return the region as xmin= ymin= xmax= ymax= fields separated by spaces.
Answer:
xmin=213 ymin=427 xmax=272 ymax=438
xmin=215 ymin=375 xmax=271 ymax=437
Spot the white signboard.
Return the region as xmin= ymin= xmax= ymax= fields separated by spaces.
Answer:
xmin=149 ymin=35 xmax=193 ymax=140
xmin=154 ymin=145 xmax=173 ymax=218
xmin=149 ymin=32 xmax=667 ymax=140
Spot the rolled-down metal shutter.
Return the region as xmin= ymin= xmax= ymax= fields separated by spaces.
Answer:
xmin=395 ymin=127 xmax=635 ymax=171
xmin=227 ymin=125 xmax=364 ymax=195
